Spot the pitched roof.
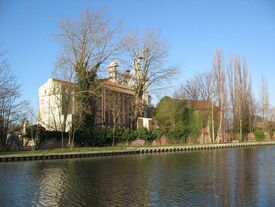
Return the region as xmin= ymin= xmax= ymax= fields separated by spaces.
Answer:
xmin=103 ymin=80 xmax=135 ymax=95
xmin=51 ymin=78 xmax=76 ymax=85
xmin=45 ymin=78 xmax=135 ymax=95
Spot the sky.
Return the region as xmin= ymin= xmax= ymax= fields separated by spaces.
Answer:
xmin=0 ymin=0 xmax=275 ymax=111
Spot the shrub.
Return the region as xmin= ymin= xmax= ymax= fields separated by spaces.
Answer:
xmin=189 ymin=111 xmax=200 ymax=139
xmin=132 ymin=127 xmax=149 ymax=139
xmin=120 ymin=128 xmax=157 ymax=142
xmin=255 ymin=129 xmax=265 ymax=141
xmin=44 ymin=130 xmax=69 ymax=140
xmin=166 ymin=129 xmax=189 ymax=141
xmin=270 ymin=130 xmax=275 ymax=140
xmin=74 ymin=127 xmax=158 ymax=146
xmin=151 ymin=128 xmax=163 ymax=140
xmin=154 ymin=96 xmax=202 ymax=142
xmin=121 ymin=129 xmax=135 ymax=142
xmin=74 ymin=127 xmax=107 ymax=147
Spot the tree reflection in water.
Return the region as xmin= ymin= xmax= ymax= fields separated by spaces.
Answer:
xmin=1 ymin=147 xmax=275 ymax=206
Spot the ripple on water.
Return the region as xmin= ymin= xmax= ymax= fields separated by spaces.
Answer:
xmin=1 ymin=147 xmax=275 ymax=206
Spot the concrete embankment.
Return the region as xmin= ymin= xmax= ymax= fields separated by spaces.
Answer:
xmin=0 ymin=149 xmax=139 ymax=162
xmin=1 ymin=141 xmax=275 ymax=162
xmin=137 ymin=141 xmax=275 ymax=153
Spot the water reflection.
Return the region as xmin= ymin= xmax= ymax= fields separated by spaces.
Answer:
xmin=1 ymin=146 xmax=275 ymax=206
xmin=32 ymin=166 xmax=67 ymax=206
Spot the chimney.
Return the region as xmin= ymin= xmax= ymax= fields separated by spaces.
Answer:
xmin=107 ymin=61 xmax=119 ymax=82
xmin=121 ymin=70 xmax=131 ymax=85
xmin=124 ymin=70 xmax=130 ymax=78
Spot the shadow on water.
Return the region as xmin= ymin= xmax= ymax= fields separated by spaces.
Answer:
xmin=1 ymin=146 xmax=275 ymax=206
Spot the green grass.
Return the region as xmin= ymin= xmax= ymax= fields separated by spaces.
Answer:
xmin=0 ymin=146 xmax=128 ymax=156
xmin=1 ymin=140 xmax=275 ymax=157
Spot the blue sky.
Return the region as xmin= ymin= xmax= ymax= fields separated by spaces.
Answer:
xmin=0 ymin=0 xmax=275 ymax=110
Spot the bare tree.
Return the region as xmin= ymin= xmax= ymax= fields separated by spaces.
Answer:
xmin=227 ymin=56 xmax=253 ymax=141
xmin=227 ymin=59 xmax=235 ymax=132
xmin=248 ymin=94 xmax=258 ymax=133
xmin=56 ymin=9 xmax=121 ymax=134
xmin=260 ymin=74 xmax=269 ymax=131
xmin=174 ymin=71 xmax=216 ymax=101
xmin=103 ymin=87 xmax=122 ymax=146
xmin=50 ymin=81 xmax=74 ymax=148
xmin=212 ymin=50 xmax=226 ymax=143
xmin=122 ymin=30 xmax=177 ymax=126
xmin=173 ymin=75 xmax=201 ymax=100
xmin=49 ymin=63 xmax=77 ymax=147
xmin=57 ymin=9 xmax=120 ymax=75
xmin=0 ymin=48 xmax=25 ymax=150
xmin=54 ymin=9 xmax=122 ymax=147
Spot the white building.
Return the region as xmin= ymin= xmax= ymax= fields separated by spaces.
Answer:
xmin=38 ymin=78 xmax=74 ymax=131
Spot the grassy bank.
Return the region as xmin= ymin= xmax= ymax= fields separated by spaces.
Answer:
xmin=1 ymin=141 xmax=275 ymax=157
xmin=0 ymin=146 xmax=128 ymax=156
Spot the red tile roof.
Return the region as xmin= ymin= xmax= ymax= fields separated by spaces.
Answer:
xmin=50 ymin=78 xmax=134 ymax=93
xmin=102 ymin=80 xmax=135 ymax=93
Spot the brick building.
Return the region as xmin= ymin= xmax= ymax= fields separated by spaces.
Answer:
xmin=38 ymin=61 xmax=151 ymax=131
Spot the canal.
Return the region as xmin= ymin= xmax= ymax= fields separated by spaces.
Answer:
xmin=1 ymin=146 xmax=275 ymax=206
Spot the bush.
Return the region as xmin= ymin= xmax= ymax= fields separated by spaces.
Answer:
xmin=154 ymin=96 xmax=202 ymax=141
xmin=255 ymin=129 xmax=265 ymax=141
xmin=120 ymin=129 xmax=135 ymax=142
xmin=132 ymin=128 xmax=148 ymax=139
xmin=151 ymin=128 xmax=163 ymax=140
xmin=74 ymin=127 xmax=108 ymax=147
xmin=44 ymin=130 xmax=69 ymax=140
xmin=166 ymin=129 xmax=189 ymax=141
xmin=270 ymin=130 xmax=275 ymax=140
xmin=111 ymin=127 xmax=158 ymax=143
xmin=74 ymin=127 xmax=159 ymax=146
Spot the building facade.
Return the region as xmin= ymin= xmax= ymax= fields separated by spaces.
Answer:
xmin=38 ymin=62 xmax=152 ymax=131
xmin=38 ymin=78 xmax=75 ymax=131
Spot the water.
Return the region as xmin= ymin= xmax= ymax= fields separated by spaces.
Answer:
xmin=1 ymin=146 xmax=275 ymax=207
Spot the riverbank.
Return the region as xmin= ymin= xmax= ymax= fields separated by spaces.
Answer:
xmin=0 ymin=146 xmax=128 ymax=156
xmin=1 ymin=141 xmax=275 ymax=162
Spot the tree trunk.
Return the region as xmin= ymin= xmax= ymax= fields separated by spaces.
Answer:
xmin=211 ymin=102 xmax=215 ymax=143
xmin=71 ymin=127 xmax=76 ymax=149
xmin=112 ymin=125 xmax=115 ymax=147
xmin=216 ymin=108 xmax=223 ymax=143
xmin=240 ymin=119 xmax=243 ymax=142
xmin=68 ymin=132 xmax=70 ymax=147
xmin=61 ymin=132 xmax=64 ymax=148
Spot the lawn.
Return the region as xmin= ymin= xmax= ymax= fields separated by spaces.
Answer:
xmin=1 ymin=141 xmax=274 ymax=157
xmin=0 ymin=146 xmax=129 ymax=156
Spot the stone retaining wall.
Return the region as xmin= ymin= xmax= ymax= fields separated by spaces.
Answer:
xmin=138 ymin=141 xmax=275 ymax=154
